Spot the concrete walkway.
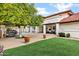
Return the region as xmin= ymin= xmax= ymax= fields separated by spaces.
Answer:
xmin=0 ymin=33 xmax=57 ymax=50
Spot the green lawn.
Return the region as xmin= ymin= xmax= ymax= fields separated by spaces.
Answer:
xmin=4 ymin=38 xmax=79 ymax=56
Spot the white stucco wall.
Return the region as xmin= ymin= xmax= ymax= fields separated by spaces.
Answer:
xmin=43 ymin=13 xmax=69 ymax=24
xmin=24 ymin=26 xmax=29 ymax=32
xmin=29 ymin=26 xmax=40 ymax=33
xmin=59 ymin=22 xmax=79 ymax=38
xmin=35 ymin=26 xmax=39 ymax=33
xmin=56 ymin=23 xmax=59 ymax=35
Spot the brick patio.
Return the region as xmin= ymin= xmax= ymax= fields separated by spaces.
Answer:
xmin=0 ymin=33 xmax=57 ymax=50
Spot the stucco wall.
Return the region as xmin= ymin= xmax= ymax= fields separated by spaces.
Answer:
xmin=59 ymin=22 xmax=79 ymax=38
xmin=43 ymin=13 xmax=69 ymax=24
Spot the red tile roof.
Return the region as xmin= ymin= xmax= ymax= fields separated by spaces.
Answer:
xmin=60 ymin=13 xmax=79 ymax=23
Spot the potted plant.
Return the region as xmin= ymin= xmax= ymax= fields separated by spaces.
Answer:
xmin=24 ymin=36 xmax=31 ymax=43
xmin=66 ymin=33 xmax=70 ymax=38
xmin=43 ymin=34 xmax=46 ymax=39
xmin=58 ymin=32 xmax=65 ymax=37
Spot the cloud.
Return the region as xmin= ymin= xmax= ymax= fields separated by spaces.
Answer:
xmin=50 ymin=3 xmax=79 ymax=11
xmin=56 ymin=3 xmax=72 ymax=11
xmin=36 ymin=3 xmax=79 ymax=16
xmin=73 ymin=3 xmax=79 ymax=7
xmin=36 ymin=7 xmax=49 ymax=16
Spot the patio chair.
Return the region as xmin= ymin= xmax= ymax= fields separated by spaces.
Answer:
xmin=0 ymin=45 xmax=4 ymax=56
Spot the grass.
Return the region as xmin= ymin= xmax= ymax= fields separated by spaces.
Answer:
xmin=4 ymin=38 xmax=79 ymax=56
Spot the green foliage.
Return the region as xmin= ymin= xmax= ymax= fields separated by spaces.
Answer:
xmin=58 ymin=32 xmax=65 ymax=37
xmin=66 ymin=33 xmax=70 ymax=38
xmin=29 ymin=15 xmax=44 ymax=26
xmin=0 ymin=3 xmax=43 ymax=26
xmin=4 ymin=38 xmax=79 ymax=56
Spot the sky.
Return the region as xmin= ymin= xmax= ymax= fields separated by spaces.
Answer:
xmin=35 ymin=3 xmax=79 ymax=16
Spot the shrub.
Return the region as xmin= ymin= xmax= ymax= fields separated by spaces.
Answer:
xmin=15 ymin=35 xmax=20 ymax=39
xmin=15 ymin=35 xmax=23 ymax=39
xmin=58 ymin=32 xmax=65 ymax=37
xmin=66 ymin=33 xmax=70 ymax=38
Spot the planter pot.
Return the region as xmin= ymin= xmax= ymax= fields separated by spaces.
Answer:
xmin=24 ymin=36 xmax=31 ymax=43
xmin=43 ymin=34 xmax=46 ymax=39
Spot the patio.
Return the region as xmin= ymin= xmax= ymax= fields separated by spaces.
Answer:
xmin=0 ymin=33 xmax=57 ymax=50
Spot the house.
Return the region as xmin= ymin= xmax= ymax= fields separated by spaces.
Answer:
xmin=42 ymin=10 xmax=79 ymax=38
xmin=59 ymin=12 xmax=79 ymax=38
xmin=0 ymin=10 xmax=79 ymax=38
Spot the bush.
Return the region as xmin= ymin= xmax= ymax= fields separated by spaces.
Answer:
xmin=58 ymin=32 xmax=65 ymax=37
xmin=66 ymin=33 xmax=70 ymax=38
xmin=15 ymin=35 xmax=23 ymax=39
xmin=15 ymin=35 xmax=20 ymax=39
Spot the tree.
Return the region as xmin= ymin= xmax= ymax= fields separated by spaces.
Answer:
xmin=0 ymin=3 xmax=43 ymax=27
xmin=29 ymin=15 xmax=44 ymax=26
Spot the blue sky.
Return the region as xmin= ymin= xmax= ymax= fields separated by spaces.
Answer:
xmin=35 ymin=3 xmax=79 ymax=16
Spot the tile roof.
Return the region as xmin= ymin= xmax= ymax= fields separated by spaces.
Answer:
xmin=60 ymin=12 xmax=79 ymax=23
